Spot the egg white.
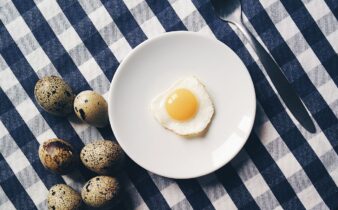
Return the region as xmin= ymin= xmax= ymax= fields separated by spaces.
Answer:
xmin=151 ymin=76 xmax=214 ymax=136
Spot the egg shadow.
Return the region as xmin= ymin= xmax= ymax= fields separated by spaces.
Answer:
xmin=99 ymin=171 xmax=133 ymax=210
xmin=182 ymin=109 xmax=216 ymax=139
xmin=68 ymin=112 xmax=83 ymax=124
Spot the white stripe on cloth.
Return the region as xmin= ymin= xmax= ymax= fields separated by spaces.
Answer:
xmin=18 ymin=0 xmax=106 ymax=145
xmin=171 ymin=0 xmax=197 ymax=21
xmin=78 ymin=0 xmax=132 ymax=62
xmin=123 ymin=0 xmax=145 ymax=10
xmin=32 ymin=1 xmax=164 ymax=209
xmin=3 ymin=16 xmax=31 ymax=41
xmin=0 ymin=121 xmax=49 ymax=207
xmin=174 ymin=3 xmax=325 ymax=209
xmin=122 ymin=173 xmax=150 ymax=210
xmin=35 ymin=0 xmax=109 ymax=89
xmin=303 ymin=0 xmax=338 ymax=53
xmin=232 ymin=151 xmax=280 ymax=209
xmin=147 ymin=173 xmax=184 ymax=207
xmin=0 ymin=186 xmax=16 ymax=210
xmin=259 ymin=0 xmax=338 ymax=113
xmin=0 ymin=66 xmax=19 ymax=92
xmin=160 ymin=183 xmax=188 ymax=208
xmin=241 ymin=11 xmax=338 ymax=123
xmin=326 ymin=30 xmax=338 ymax=53
xmin=0 ymin=54 xmax=85 ymax=192
xmin=1 ymin=0 xmax=337 ymax=209
xmin=254 ymin=104 xmax=329 ymax=209
xmin=168 ymin=2 xmax=241 ymax=209
xmin=123 ymin=0 xmax=165 ymax=38
xmin=198 ymin=174 xmax=238 ymax=210
xmin=1 ymin=6 xmax=58 ymax=75
xmin=0 ymin=56 xmax=58 ymax=141
xmin=241 ymin=10 xmax=338 ymax=191
xmin=25 ymin=180 xmax=48 ymax=208
xmin=258 ymin=0 xmax=338 ymax=181
xmin=170 ymin=1 xmax=282 ymax=209
xmin=296 ymin=185 xmax=327 ymax=210
xmin=115 ymin=1 xmax=194 ymax=205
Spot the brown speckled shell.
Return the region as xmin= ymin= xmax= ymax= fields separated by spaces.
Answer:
xmin=80 ymin=140 xmax=124 ymax=175
xmin=39 ymin=138 xmax=76 ymax=174
xmin=48 ymin=184 xmax=82 ymax=210
xmin=81 ymin=176 xmax=120 ymax=208
xmin=34 ymin=76 xmax=74 ymax=116
xmin=74 ymin=91 xmax=108 ymax=127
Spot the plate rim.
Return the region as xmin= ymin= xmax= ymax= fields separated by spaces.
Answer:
xmin=108 ymin=31 xmax=256 ymax=179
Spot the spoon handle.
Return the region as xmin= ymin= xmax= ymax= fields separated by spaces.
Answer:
xmin=233 ymin=21 xmax=316 ymax=133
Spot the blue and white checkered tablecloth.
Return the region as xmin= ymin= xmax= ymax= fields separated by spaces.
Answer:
xmin=0 ymin=0 xmax=337 ymax=209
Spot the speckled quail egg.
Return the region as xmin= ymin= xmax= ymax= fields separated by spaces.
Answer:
xmin=74 ymin=91 xmax=109 ymax=127
xmin=34 ymin=76 xmax=74 ymax=116
xmin=48 ymin=184 xmax=82 ymax=210
xmin=81 ymin=176 xmax=120 ymax=208
xmin=39 ymin=138 xmax=77 ymax=174
xmin=80 ymin=140 xmax=124 ymax=175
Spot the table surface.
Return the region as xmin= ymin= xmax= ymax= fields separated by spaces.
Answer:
xmin=0 ymin=0 xmax=337 ymax=209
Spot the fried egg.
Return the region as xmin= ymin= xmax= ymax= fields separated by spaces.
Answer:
xmin=151 ymin=76 xmax=214 ymax=136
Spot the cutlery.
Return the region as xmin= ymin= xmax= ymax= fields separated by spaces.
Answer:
xmin=210 ymin=0 xmax=316 ymax=133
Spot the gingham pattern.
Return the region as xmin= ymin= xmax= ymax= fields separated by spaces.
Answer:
xmin=0 ymin=0 xmax=337 ymax=209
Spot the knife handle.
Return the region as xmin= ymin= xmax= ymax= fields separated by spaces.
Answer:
xmin=233 ymin=21 xmax=316 ymax=132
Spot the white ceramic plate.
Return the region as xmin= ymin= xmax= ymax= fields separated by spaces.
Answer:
xmin=109 ymin=31 xmax=256 ymax=179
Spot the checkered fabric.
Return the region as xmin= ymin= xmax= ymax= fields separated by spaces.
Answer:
xmin=0 ymin=0 xmax=337 ymax=209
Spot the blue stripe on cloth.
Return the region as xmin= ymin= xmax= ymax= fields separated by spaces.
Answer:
xmin=94 ymin=3 xmax=216 ymax=207
xmin=11 ymin=0 xmax=90 ymax=92
xmin=1 ymin=0 xmax=337 ymax=209
xmin=260 ymin=95 xmax=338 ymax=208
xmin=1 ymin=14 xmax=169 ymax=210
xmin=216 ymin=164 xmax=260 ymax=210
xmin=6 ymin=0 xmax=91 ymax=147
xmin=145 ymin=0 xmax=187 ymax=31
xmin=176 ymin=179 xmax=215 ymax=210
xmin=241 ymin=0 xmax=338 ymax=88
xmin=113 ymin=1 xmax=213 ymax=208
xmin=97 ymin=126 xmax=116 ymax=142
xmin=242 ymin=0 xmax=338 ymax=155
xmin=280 ymin=0 xmax=338 ymax=85
xmin=141 ymin=2 xmax=219 ymax=208
xmin=190 ymin=0 xmax=304 ymax=208
xmin=41 ymin=1 xmax=171 ymax=207
xmin=282 ymin=129 xmax=338 ymax=208
xmin=2 ymin=9 xmax=170 ymax=210
xmin=0 ymin=88 xmax=66 ymax=188
xmin=192 ymin=0 xmax=338 ymax=209
xmin=324 ymin=0 xmax=338 ymax=19
xmin=0 ymin=154 xmax=37 ymax=210
xmin=0 ymin=20 xmax=96 ymax=181
xmin=245 ymin=134 xmax=305 ymax=209
xmin=1 ymin=11 xmax=168 ymax=208
xmin=56 ymin=0 xmax=119 ymax=80
xmin=101 ymin=0 xmax=148 ymax=47
xmin=7 ymin=2 xmax=172 ymax=207
xmin=126 ymin=159 xmax=171 ymax=210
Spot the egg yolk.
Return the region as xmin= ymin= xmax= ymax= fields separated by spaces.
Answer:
xmin=165 ymin=88 xmax=198 ymax=121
